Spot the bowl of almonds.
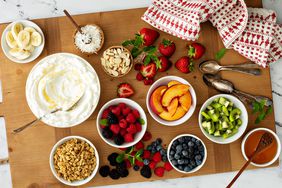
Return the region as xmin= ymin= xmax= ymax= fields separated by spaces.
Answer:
xmin=49 ymin=136 xmax=99 ymax=186
xmin=101 ymin=46 xmax=133 ymax=77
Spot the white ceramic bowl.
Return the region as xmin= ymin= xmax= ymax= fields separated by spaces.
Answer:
xmin=1 ymin=20 xmax=45 ymax=63
xmin=167 ymin=134 xmax=207 ymax=174
xmin=97 ymin=98 xmax=147 ymax=148
xmin=241 ymin=128 xmax=281 ymax=167
xmin=49 ymin=136 xmax=99 ymax=186
xmin=146 ymin=76 xmax=197 ymax=126
xmin=198 ymin=94 xmax=248 ymax=144
xmin=26 ymin=53 xmax=101 ymax=128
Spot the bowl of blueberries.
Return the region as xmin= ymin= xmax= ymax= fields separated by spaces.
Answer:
xmin=167 ymin=134 xmax=207 ymax=173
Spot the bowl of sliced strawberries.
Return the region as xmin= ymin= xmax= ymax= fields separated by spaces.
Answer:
xmin=146 ymin=76 xmax=197 ymax=126
xmin=97 ymin=98 xmax=147 ymax=148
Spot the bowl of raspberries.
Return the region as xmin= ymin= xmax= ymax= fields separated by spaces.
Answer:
xmin=97 ymin=98 xmax=147 ymax=148
xmin=167 ymin=134 xmax=207 ymax=174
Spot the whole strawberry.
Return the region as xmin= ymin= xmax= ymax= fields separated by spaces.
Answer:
xmin=175 ymin=56 xmax=194 ymax=73
xmin=158 ymin=39 xmax=176 ymax=57
xmin=139 ymin=28 xmax=160 ymax=46
xmin=158 ymin=56 xmax=172 ymax=72
xmin=187 ymin=42 xmax=205 ymax=60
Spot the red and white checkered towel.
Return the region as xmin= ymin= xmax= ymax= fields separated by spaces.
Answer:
xmin=142 ymin=0 xmax=282 ymax=67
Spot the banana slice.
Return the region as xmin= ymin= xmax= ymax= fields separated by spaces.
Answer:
xmin=9 ymin=48 xmax=25 ymax=57
xmin=24 ymin=27 xmax=36 ymax=34
xmin=11 ymin=22 xmax=23 ymax=39
xmin=24 ymin=42 xmax=35 ymax=52
xmin=17 ymin=50 xmax=31 ymax=60
xmin=31 ymin=31 xmax=42 ymax=47
xmin=5 ymin=31 xmax=18 ymax=48
xmin=17 ymin=30 xmax=30 ymax=48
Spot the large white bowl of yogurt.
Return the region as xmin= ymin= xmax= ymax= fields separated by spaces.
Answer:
xmin=26 ymin=53 xmax=100 ymax=127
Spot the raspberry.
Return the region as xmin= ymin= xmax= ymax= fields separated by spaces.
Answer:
xmin=132 ymin=109 xmax=140 ymax=119
xmin=144 ymin=78 xmax=154 ymax=85
xmin=124 ymin=133 xmax=134 ymax=142
xmin=142 ymin=131 xmax=152 ymax=141
xmin=111 ymin=106 xmax=121 ymax=116
xmin=134 ymin=63 xmax=142 ymax=71
xmin=127 ymin=124 xmax=137 ymax=134
xmin=154 ymin=167 xmax=165 ymax=177
xmin=126 ymin=113 xmax=136 ymax=123
xmin=135 ymin=159 xmax=144 ymax=167
xmin=120 ymin=128 xmax=127 ymax=136
xmin=122 ymin=107 xmax=131 ymax=116
xmin=118 ymin=102 xmax=126 ymax=109
xmin=110 ymin=124 xmax=120 ymax=135
xmin=164 ymin=161 xmax=173 ymax=171
xmin=143 ymin=150 xmax=151 ymax=159
xmin=148 ymin=161 xmax=156 ymax=169
xmin=119 ymin=119 xmax=127 ymax=128
xmin=136 ymin=122 xmax=142 ymax=132
xmin=102 ymin=109 xmax=110 ymax=119
xmin=136 ymin=72 xmax=144 ymax=81
xmin=135 ymin=141 xmax=144 ymax=150
xmin=152 ymin=152 xmax=162 ymax=163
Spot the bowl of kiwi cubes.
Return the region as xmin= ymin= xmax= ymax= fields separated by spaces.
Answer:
xmin=199 ymin=94 xmax=248 ymax=144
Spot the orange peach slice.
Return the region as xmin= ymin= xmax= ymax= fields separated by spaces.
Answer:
xmin=179 ymin=91 xmax=192 ymax=111
xmin=167 ymin=98 xmax=179 ymax=116
xmin=150 ymin=85 xmax=167 ymax=114
xmin=167 ymin=80 xmax=181 ymax=87
xmin=159 ymin=106 xmax=186 ymax=121
xmin=161 ymin=84 xmax=190 ymax=107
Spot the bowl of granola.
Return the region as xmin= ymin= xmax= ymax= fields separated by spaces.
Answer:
xmin=101 ymin=46 xmax=133 ymax=77
xmin=49 ymin=136 xmax=99 ymax=186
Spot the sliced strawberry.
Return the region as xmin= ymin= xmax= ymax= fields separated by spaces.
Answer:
xmin=158 ymin=39 xmax=176 ymax=57
xmin=140 ymin=63 xmax=157 ymax=78
xmin=158 ymin=56 xmax=172 ymax=72
xmin=117 ymin=83 xmax=134 ymax=98
xmin=175 ymin=56 xmax=194 ymax=73
xmin=187 ymin=42 xmax=205 ymax=60
xmin=139 ymin=28 xmax=160 ymax=46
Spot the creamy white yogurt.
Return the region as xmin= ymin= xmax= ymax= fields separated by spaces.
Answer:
xmin=26 ymin=53 xmax=100 ymax=127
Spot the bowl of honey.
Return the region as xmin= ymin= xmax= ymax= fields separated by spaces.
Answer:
xmin=241 ymin=128 xmax=281 ymax=167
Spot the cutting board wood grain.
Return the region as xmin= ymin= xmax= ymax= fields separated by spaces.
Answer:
xmin=0 ymin=1 xmax=277 ymax=188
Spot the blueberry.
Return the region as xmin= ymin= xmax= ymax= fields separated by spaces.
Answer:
xmin=196 ymin=160 xmax=202 ymax=166
xmin=188 ymin=147 xmax=194 ymax=153
xmin=152 ymin=141 xmax=157 ymax=147
xmin=143 ymin=159 xmax=150 ymax=165
xmin=176 ymin=145 xmax=183 ymax=152
xmin=162 ymin=156 xmax=168 ymax=162
xmin=156 ymin=138 xmax=162 ymax=145
xmin=196 ymin=140 xmax=201 ymax=146
xmin=195 ymin=155 xmax=202 ymax=161
xmin=177 ymin=165 xmax=184 ymax=171
xmin=182 ymin=150 xmax=188 ymax=156
xmin=184 ymin=159 xmax=189 ymax=164
xmin=160 ymin=149 xmax=166 ymax=156
xmin=184 ymin=166 xmax=191 ymax=172
xmin=188 ymin=141 xmax=194 ymax=147
xmin=174 ymin=154 xmax=180 ymax=160
xmin=156 ymin=145 xmax=162 ymax=151
xmin=133 ymin=165 xmax=140 ymax=171
xmin=182 ymin=143 xmax=188 ymax=149
xmin=147 ymin=145 xmax=152 ymax=151
xmin=171 ymin=159 xmax=177 ymax=166
xmin=200 ymin=151 xmax=205 ymax=156
xmin=190 ymin=160 xmax=196 ymax=167
xmin=191 ymin=138 xmax=196 ymax=142
xmin=177 ymin=159 xmax=185 ymax=165
xmin=198 ymin=145 xmax=204 ymax=152
xmin=178 ymin=137 xmax=184 ymax=143
xmin=172 ymin=140 xmax=179 ymax=146
xmin=151 ymin=148 xmax=157 ymax=154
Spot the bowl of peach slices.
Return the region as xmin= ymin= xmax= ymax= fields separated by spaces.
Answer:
xmin=146 ymin=76 xmax=197 ymax=126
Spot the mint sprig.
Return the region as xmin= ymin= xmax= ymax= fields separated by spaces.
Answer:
xmin=215 ymin=48 xmax=227 ymax=60
xmin=252 ymin=100 xmax=273 ymax=124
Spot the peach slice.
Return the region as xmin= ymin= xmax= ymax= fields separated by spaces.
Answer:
xmin=159 ymin=106 xmax=186 ymax=121
xmin=179 ymin=91 xmax=192 ymax=111
xmin=150 ymin=85 xmax=167 ymax=114
xmin=161 ymin=84 xmax=190 ymax=107
xmin=167 ymin=98 xmax=179 ymax=116
xmin=167 ymin=80 xmax=181 ymax=87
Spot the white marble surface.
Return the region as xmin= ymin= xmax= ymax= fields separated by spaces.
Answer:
xmin=0 ymin=0 xmax=282 ymax=188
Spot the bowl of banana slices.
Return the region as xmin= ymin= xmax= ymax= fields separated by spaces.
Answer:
xmin=1 ymin=20 xmax=45 ymax=63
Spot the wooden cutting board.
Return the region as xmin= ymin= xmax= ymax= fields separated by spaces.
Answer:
xmin=0 ymin=1 xmax=278 ymax=188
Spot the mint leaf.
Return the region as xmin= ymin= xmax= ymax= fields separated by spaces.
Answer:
xmin=99 ymin=119 xmax=108 ymax=126
xmin=143 ymin=46 xmax=156 ymax=54
xmin=116 ymin=153 xmax=125 ymax=163
xmin=136 ymin=155 xmax=143 ymax=162
xmin=135 ymin=149 xmax=143 ymax=158
xmin=151 ymin=55 xmax=162 ymax=69
xmin=215 ymin=48 xmax=227 ymax=60
xmin=266 ymin=106 xmax=273 ymax=116
xmin=138 ymin=118 xmax=145 ymax=125
xmin=255 ymin=112 xmax=266 ymax=124
xmin=134 ymin=34 xmax=143 ymax=47
xmin=128 ymin=155 xmax=135 ymax=165
xmin=125 ymin=146 xmax=134 ymax=154
xmin=252 ymin=101 xmax=260 ymax=114
xmin=131 ymin=47 xmax=142 ymax=58
xmin=122 ymin=39 xmax=134 ymax=47
xmin=143 ymin=55 xmax=151 ymax=65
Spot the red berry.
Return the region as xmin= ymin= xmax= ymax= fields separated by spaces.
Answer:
xmin=118 ymin=102 xmax=126 ymax=110
xmin=158 ymin=39 xmax=176 ymax=57
xmin=144 ymin=78 xmax=154 ymax=85
xmin=164 ymin=162 xmax=173 ymax=171
xmin=110 ymin=124 xmax=120 ymax=135
xmin=119 ymin=119 xmax=128 ymax=128
xmin=111 ymin=106 xmax=121 ymax=116
xmin=136 ymin=72 xmax=144 ymax=81
xmin=143 ymin=150 xmax=151 ymax=159
xmin=135 ymin=141 xmax=144 ymax=150
xmin=136 ymin=122 xmax=142 ymax=132
xmin=142 ymin=131 xmax=152 ymax=141
xmin=154 ymin=167 xmax=165 ymax=177
xmin=175 ymin=56 xmax=194 ymax=73
xmin=108 ymin=105 xmax=115 ymax=111
xmin=120 ymin=128 xmax=127 ymax=136
xmin=139 ymin=28 xmax=160 ymax=46
xmin=140 ymin=63 xmax=157 ymax=78
xmin=187 ymin=42 xmax=205 ymax=60
xmin=134 ymin=63 xmax=142 ymax=71
xmin=149 ymin=161 xmax=157 ymax=169
xmin=158 ymin=56 xmax=172 ymax=72
xmin=122 ymin=107 xmax=131 ymax=116
xmin=152 ymin=152 xmax=161 ymax=163
xmin=127 ymin=124 xmax=137 ymax=134
xmin=126 ymin=113 xmax=136 ymax=123
xmin=135 ymin=159 xmax=144 ymax=167
xmin=125 ymin=159 xmax=132 ymax=168
xmin=102 ymin=109 xmax=110 ymax=119
xmin=119 ymin=147 xmax=127 ymax=151
xmin=124 ymin=133 xmax=134 ymax=142
xmin=117 ymin=83 xmax=134 ymax=98
xmin=132 ymin=109 xmax=140 ymax=119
